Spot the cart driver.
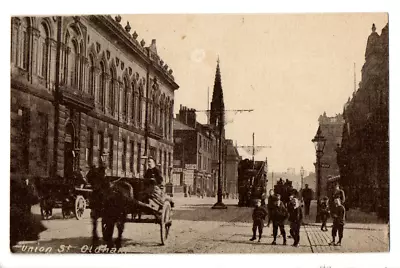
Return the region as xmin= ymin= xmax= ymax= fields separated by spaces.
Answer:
xmin=143 ymin=157 xmax=164 ymax=207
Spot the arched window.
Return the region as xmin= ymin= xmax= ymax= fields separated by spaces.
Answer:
xmin=68 ymin=39 xmax=79 ymax=87
xmin=160 ymin=102 xmax=164 ymax=133
xmin=152 ymin=95 xmax=156 ymax=124
xmin=163 ymin=103 xmax=167 ymax=136
xmin=109 ymin=69 xmax=115 ymax=114
xmin=123 ymin=78 xmax=129 ymax=119
xmin=88 ymin=55 xmax=95 ymax=96
xmin=99 ymin=62 xmax=106 ymax=110
xmin=38 ymin=23 xmax=48 ymax=79
xmin=131 ymin=82 xmax=136 ymax=122
xmin=79 ymin=41 xmax=84 ymax=90
xmin=20 ymin=18 xmax=30 ymax=69
xmin=138 ymin=86 xmax=143 ymax=126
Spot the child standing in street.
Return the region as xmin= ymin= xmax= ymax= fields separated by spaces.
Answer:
xmin=320 ymin=196 xmax=330 ymax=232
xmin=288 ymin=197 xmax=303 ymax=247
xmin=270 ymin=194 xmax=288 ymax=245
xmin=329 ymin=198 xmax=345 ymax=246
xmin=250 ymin=199 xmax=268 ymax=242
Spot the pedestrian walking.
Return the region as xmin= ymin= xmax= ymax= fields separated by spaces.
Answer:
xmin=288 ymin=197 xmax=303 ymax=247
xmin=332 ymin=183 xmax=346 ymax=207
xmin=301 ymin=184 xmax=313 ymax=216
xmin=286 ymin=194 xmax=295 ymax=238
xmin=329 ymin=198 xmax=345 ymax=246
xmin=250 ymin=199 xmax=268 ymax=242
xmin=270 ymin=194 xmax=288 ymax=245
xmin=320 ymin=196 xmax=330 ymax=231
xmin=266 ymin=189 xmax=275 ymax=227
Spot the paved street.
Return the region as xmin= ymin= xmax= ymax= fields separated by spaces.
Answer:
xmin=12 ymin=198 xmax=389 ymax=254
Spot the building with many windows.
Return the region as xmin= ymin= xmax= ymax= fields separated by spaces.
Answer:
xmin=173 ymin=106 xmax=219 ymax=196
xmin=336 ymin=23 xmax=389 ymax=219
xmin=10 ymin=15 xmax=179 ymax=182
xmin=172 ymin=59 xmax=227 ymax=197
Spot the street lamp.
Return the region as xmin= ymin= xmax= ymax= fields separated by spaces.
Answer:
xmin=312 ymin=127 xmax=326 ymax=223
xmin=212 ymin=112 xmax=227 ymax=209
xmin=300 ymin=166 xmax=305 ymax=190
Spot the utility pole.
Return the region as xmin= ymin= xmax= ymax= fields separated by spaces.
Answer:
xmin=52 ymin=16 xmax=62 ymax=178
xmin=236 ymin=132 xmax=272 ymax=165
xmin=193 ymin=108 xmax=253 ymax=209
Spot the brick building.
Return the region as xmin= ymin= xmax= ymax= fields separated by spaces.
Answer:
xmin=172 ymin=59 xmax=227 ymax=197
xmin=337 ymin=23 xmax=389 ymax=218
xmin=313 ymin=113 xmax=344 ymax=198
xmin=10 ymin=15 xmax=179 ymax=182
xmin=173 ymin=106 xmax=218 ymax=196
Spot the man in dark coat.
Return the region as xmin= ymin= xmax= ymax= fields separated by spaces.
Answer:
xmin=10 ymin=176 xmax=47 ymax=251
xmin=144 ymin=157 xmax=164 ymax=208
xmin=288 ymin=197 xmax=303 ymax=247
xmin=270 ymin=194 xmax=288 ymax=245
xmin=301 ymin=184 xmax=313 ymax=216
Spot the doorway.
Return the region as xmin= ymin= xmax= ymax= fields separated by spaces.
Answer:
xmin=64 ymin=122 xmax=75 ymax=179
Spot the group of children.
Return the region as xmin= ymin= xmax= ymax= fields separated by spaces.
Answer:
xmin=250 ymin=190 xmax=346 ymax=247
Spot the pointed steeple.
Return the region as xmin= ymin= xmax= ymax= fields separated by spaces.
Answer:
xmin=210 ymin=57 xmax=225 ymax=128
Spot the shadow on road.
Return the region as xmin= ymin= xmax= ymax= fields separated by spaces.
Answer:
xmin=172 ymin=204 xmax=253 ymax=223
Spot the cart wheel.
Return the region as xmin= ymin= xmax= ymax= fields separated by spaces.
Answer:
xmin=160 ymin=201 xmax=172 ymax=245
xmin=75 ymin=195 xmax=86 ymax=220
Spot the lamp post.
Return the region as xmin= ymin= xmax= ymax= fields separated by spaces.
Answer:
xmin=212 ymin=113 xmax=227 ymax=209
xmin=300 ymin=166 xmax=305 ymax=190
xmin=312 ymin=127 xmax=326 ymax=223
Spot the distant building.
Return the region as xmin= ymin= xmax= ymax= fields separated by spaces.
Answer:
xmin=172 ymin=59 xmax=228 ymax=197
xmin=313 ymin=113 xmax=344 ymax=198
xmin=225 ymin=140 xmax=240 ymax=196
xmin=287 ymin=168 xmax=296 ymax=175
xmin=173 ymin=107 xmax=218 ymax=196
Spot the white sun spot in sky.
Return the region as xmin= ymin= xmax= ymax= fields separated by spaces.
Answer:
xmin=190 ymin=49 xmax=206 ymax=63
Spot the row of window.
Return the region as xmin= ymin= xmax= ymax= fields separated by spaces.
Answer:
xmin=85 ymin=129 xmax=172 ymax=177
xmin=197 ymin=153 xmax=213 ymax=173
xmin=11 ymin=17 xmax=174 ymax=139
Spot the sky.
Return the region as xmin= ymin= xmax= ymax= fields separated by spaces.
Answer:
xmin=120 ymin=13 xmax=388 ymax=173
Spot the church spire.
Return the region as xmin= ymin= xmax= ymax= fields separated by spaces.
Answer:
xmin=210 ymin=57 xmax=225 ymax=128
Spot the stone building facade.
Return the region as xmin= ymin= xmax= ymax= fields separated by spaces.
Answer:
xmin=336 ymin=23 xmax=389 ymax=218
xmin=313 ymin=113 xmax=344 ymax=198
xmin=173 ymin=106 xmax=219 ymax=196
xmin=10 ymin=15 xmax=179 ymax=182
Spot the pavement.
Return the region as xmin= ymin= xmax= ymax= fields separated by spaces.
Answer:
xmin=12 ymin=197 xmax=389 ymax=254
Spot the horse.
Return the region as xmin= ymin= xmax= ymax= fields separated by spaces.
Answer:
xmin=87 ymin=166 xmax=135 ymax=250
xmin=10 ymin=176 xmax=47 ymax=252
xmin=101 ymin=179 xmax=134 ymax=249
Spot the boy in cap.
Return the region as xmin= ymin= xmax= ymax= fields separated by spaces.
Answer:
xmin=250 ymin=199 xmax=268 ymax=242
xmin=270 ymin=194 xmax=288 ymax=245
xmin=329 ymin=198 xmax=345 ymax=246
xmin=320 ymin=196 xmax=330 ymax=231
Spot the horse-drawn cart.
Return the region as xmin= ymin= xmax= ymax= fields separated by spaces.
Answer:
xmin=35 ymin=178 xmax=92 ymax=220
xmin=99 ymin=178 xmax=174 ymax=246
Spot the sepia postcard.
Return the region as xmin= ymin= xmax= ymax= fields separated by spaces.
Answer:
xmin=8 ymin=13 xmax=389 ymax=255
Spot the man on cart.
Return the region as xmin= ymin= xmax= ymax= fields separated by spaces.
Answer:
xmin=143 ymin=157 xmax=165 ymax=211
